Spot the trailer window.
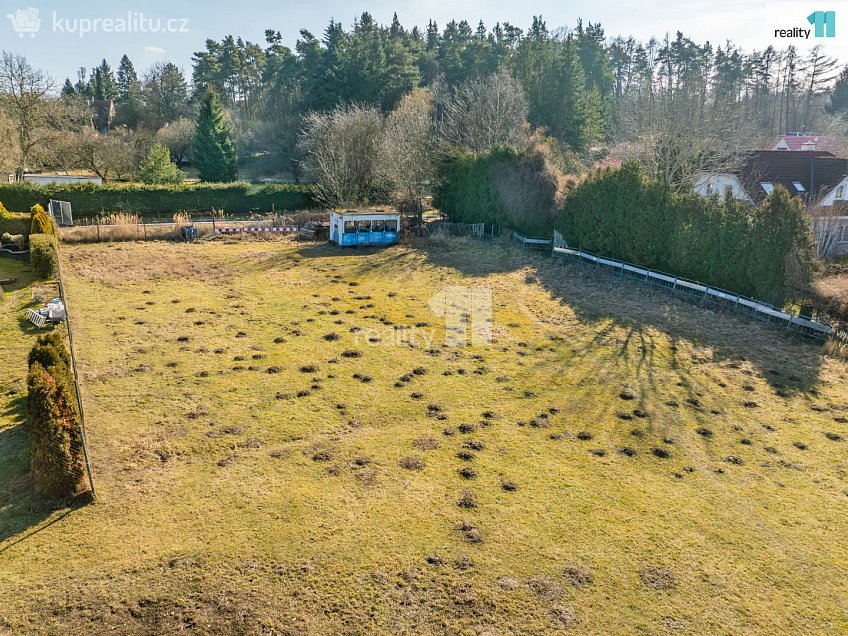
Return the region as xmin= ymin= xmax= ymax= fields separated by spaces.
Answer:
xmin=372 ymin=220 xmax=385 ymax=232
xmin=385 ymin=219 xmax=398 ymax=231
xmin=344 ymin=221 xmax=357 ymax=233
xmin=357 ymin=220 xmax=371 ymax=232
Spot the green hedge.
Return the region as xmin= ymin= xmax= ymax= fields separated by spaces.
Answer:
xmin=27 ymin=334 xmax=87 ymax=498
xmin=30 ymin=233 xmax=58 ymax=279
xmin=0 ymin=182 xmax=315 ymax=218
xmin=558 ymin=164 xmax=814 ymax=304
xmin=433 ymin=147 xmax=559 ymax=237
xmin=0 ymin=211 xmax=29 ymax=237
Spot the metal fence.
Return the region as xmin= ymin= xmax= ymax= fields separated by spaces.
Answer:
xmin=510 ymin=230 xmax=553 ymax=249
xmin=429 ymin=221 xmax=485 ymax=238
xmin=54 ymin=244 xmax=97 ymax=498
xmin=551 ymin=245 xmax=833 ymax=341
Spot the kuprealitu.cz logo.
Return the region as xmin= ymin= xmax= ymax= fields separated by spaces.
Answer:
xmin=6 ymin=6 xmax=189 ymax=38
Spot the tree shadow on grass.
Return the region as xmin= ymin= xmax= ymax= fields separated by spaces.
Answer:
xmin=414 ymin=238 xmax=825 ymax=394
xmin=0 ymin=403 xmax=89 ymax=549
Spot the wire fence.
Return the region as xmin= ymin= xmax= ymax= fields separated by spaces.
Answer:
xmin=551 ymin=244 xmax=834 ymax=341
xmin=54 ymin=243 xmax=96 ymax=498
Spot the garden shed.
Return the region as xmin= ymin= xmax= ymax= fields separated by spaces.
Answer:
xmin=330 ymin=210 xmax=400 ymax=247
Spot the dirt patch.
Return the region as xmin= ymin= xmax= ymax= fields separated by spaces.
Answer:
xmin=457 ymin=490 xmax=478 ymax=509
xmin=527 ymin=575 xmax=562 ymax=599
xmin=412 ymin=436 xmax=439 ymax=450
xmin=65 ymin=243 xmax=235 ymax=285
xmin=399 ymin=456 xmax=425 ymax=470
xmin=563 ymin=564 xmax=593 ymax=587
xmin=640 ymin=565 xmax=676 ymax=590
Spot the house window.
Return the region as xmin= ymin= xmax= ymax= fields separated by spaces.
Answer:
xmin=760 ymin=182 xmax=774 ymax=194
xmin=841 ymin=224 xmax=848 ymax=243
xmin=836 ymin=185 xmax=845 ymax=200
xmin=792 ymin=181 xmax=805 ymax=192
xmin=705 ymin=181 xmax=713 ymax=195
xmin=724 ymin=185 xmax=733 ymax=198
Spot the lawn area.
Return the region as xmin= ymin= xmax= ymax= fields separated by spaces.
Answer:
xmin=1 ymin=237 xmax=848 ymax=634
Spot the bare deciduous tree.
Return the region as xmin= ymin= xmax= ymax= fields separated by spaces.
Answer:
xmin=0 ymin=51 xmax=54 ymax=179
xmin=59 ymin=127 xmax=146 ymax=181
xmin=616 ymin=86 xmax=758 ymax=193
xmin=156 ymin=117 xmax=195 ymax=165
xmin=436 ymin=70 xmax=530 ymax=153
xmin=298 ymin=104 xmax=384 ymax=207
xmin=810 ymin=201 xmax=848 ymax=258
xmin=378 ymin=88 xmax=436 ymax=215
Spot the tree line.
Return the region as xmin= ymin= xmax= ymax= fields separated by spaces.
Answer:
xmin=4 ymin=12 xmax=847 ymax=190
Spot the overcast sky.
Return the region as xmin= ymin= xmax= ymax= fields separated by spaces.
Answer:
xmin=3 ymin=0 xmax=848 ymax=84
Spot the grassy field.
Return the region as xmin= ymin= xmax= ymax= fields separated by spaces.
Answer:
xmin=1 ymin=237 xmax=848 ymax=634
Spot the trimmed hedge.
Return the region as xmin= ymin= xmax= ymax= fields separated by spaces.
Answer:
xmin=0 ymin=182 xmax=315 ymax=218
xmin=558 ymin=164 xmax=814 ymax=304
xmin=0 ymin=211 xmax=29 ymax=237
xmin=30 ymin=233 xmax=58 ymax=279
xmin=433 ymin=147 xmax=560 ymax=237
xmin=27 ymin=333 xmax=87 ymax=498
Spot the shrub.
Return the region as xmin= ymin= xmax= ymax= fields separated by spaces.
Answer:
xmin=28 ymin=332 xmax=72 ymax=371
xmin=136 ymin=143 xmax=187 ymax=185
xmin=558 ymin=164 xmax=814 ymax=304
xmin=0 ymin=182 xmax=314 ymax=219
xmin=29 ymin=233 xmax=58 ymax=279
xmin=0 ymin=211 xmax=30 ymax=237
xmin=30 ymin=204 xmax=54 ymax=236
xmin=1 ymin=232 xmax=24 ymax=249
xmin=0 ymin=201 xmax=9 ymax=219
xmin=26 ymin=345 xmax=87 ymax=498
xmin=433 ymin=144 xmax=562 ymax=236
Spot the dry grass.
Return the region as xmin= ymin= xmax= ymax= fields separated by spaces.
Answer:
xmin=1 ymin=238 xmax=848 ymax=634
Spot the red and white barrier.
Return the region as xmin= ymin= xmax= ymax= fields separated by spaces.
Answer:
xmin=215 ymin=226 xmax=298 ymax=235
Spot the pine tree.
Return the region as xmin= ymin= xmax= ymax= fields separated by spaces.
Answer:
xmin=90 ymin=59 xmax=117 ymax=100
xmin=193 ymin=88 xmax=238 ymax=182
xmin=115 ymin=54 xmax=143 ymax=127
xmin=136 ymin=144 xmax=186 ymax=185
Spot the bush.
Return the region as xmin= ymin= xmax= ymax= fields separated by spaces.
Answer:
xmin=0 ymin=200 xmax=9 ymax=219
xmin=0 ymin=211 xmax=30 ymax=237
xmin=27 ymin=353 xmax=87 ymax=498
xmin=558 ymin=164 xmax=814 ymax=304
xmin=28 ymin=332 xmax=72 ymax=371
xmin=0 ymin=182 xmax=314 ymax=219
xmin=1 ymin=232 xmax=25 ymax=249
xmin=30 ymin=204 xmax=54 ymax=236
xmin=136 ymin=143 xmax=186 ymax=185
xmin=433 ymin=145 xmax=561 ymax=236
xmin=29 ymin=233 xmax=58 ymax=279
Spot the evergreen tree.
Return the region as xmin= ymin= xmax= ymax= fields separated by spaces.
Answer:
xmin=136 ymin=144 xmax=186 ymax=184
xmin=193 ymin=88 xmax=238 ymax=182
xmin=826 ymin=65 xmax=848 ymax=116
xmin=90 ymin=59 xmax=118 ymax=100
xmin=114 ymin=54 xmax=143 ymax=127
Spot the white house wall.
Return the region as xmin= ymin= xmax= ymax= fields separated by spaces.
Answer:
xmin=692 ymin=174 xmax=752 ymax=202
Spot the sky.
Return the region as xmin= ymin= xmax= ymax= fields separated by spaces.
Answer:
xmin=3 ymin=0 xmax=848 ymax=84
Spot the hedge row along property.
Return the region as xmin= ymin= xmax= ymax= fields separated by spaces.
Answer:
xmin=0 ymin=182 xmax=315 ymax=218
xmin=26 ymin=332 xmax=88 ymax=499
xmin=434 ymin=153 xmax=814 ymax=305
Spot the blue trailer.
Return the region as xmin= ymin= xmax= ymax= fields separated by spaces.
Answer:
xmin=329 ymin=210 xmax=401 ymax=247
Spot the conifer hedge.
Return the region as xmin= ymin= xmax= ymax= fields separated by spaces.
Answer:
xmin=558 ymin=164 xmax=814 ymax=303
xmin=26 ymin=333 xmax=87 ymax=498
xmin=0 ymin=182 xmax=314 ymax=218
xmin=433 ymin=147 xmax=560 ymax=237
xmin=29 ymin=234 xmax=58 ymax=279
